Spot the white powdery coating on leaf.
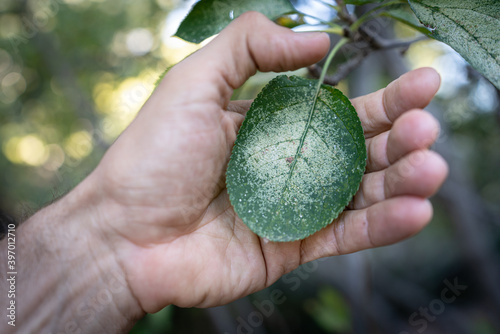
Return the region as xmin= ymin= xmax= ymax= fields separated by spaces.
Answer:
xmin=227 ymin=75 xmax=366 ymax=241
xmin=409 ymin=0 xmax=500 ymax=89
xmin=241 ymin=98 xmax=351 ymax=219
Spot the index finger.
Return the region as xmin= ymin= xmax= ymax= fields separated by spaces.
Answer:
xmin=352 ymin=67 xmax=441 ymax=138
xmin=161 ymin=12 xmax=330 ymax=109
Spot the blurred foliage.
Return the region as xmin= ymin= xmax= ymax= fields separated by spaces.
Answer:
xmin=0 ymin=0 xmax=198 ymax=216
xmin=304 ymin=286 xmax=352 ymax=333
xmin=1 ymin=0 xmax=499 ymax=333
xmin=130 ymin=306 xmax=173 ymax=334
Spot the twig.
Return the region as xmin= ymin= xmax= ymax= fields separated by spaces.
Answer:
xmin=336 ymin=0 xmax=356 ymax=25
xmin=308 ymin=34 xmax=425 ymax=85
xmin=308 ymin=53 xmax=366 ymax=86
xmin=358 ymin=26 xmax=426 ymax=50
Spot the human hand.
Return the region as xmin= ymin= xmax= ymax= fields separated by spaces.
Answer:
xmin=86 ymin=12 xmax=448 ymax=315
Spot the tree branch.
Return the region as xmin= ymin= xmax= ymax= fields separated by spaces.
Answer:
xmin=308 ymin=54 xmax=366 ymax=86
xmin=308 ymin=35 xmax=425 ymax=86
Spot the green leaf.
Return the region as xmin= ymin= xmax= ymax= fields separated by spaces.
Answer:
xmin=305 ymin=287 xmax=352 ymax=333
xmin=174 ymin=0 xmax=295 ymax=44
xmin=408 ymin=0 xmax=500 ymax=89
xmin=275 ymin=14 xmax=306 ymax=29
xmin=382 ymin=7 xmax=430 ymax=35
xmin=226 ymin=75 xmax=366 ymax=242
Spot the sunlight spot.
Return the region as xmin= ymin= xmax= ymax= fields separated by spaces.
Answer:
xmin=4 ymin=135 xmax=49 ymax=166
xmin=126 ymin=28 xmax=154 ymax=56
xmin=2 ymin=136 xmax=23 ymax=164
xmin=64 ymin=131 xmax=93 ymax=160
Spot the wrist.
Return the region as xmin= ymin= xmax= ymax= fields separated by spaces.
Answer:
xmin=0 ymin=174 xmax=144 ymax=333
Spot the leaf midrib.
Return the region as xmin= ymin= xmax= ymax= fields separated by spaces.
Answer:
xmin=285 ymin=81 xmax=324 ymax=186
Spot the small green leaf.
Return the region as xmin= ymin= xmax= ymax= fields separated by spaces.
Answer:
xmin=226 ymin=75 xmax=366 ymax=242
xmin=408 ymin=0 xmax=500 ymax=89
xmin=382 ymin=7 xmax=430 ymax=35
xmin=174 ymin=0 xmax=295 ymax=44
xmin=275 ymin=14 xmax=306 ymax=29
xmin=305 ymin=287 xmax=352 ymax=333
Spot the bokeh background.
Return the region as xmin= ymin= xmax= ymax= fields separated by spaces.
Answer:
xmin=1 ymin=0 xmax=499 ymax=333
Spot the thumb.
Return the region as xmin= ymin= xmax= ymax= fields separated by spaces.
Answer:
xmin=163 ymin=11 xmax=330 ymax=104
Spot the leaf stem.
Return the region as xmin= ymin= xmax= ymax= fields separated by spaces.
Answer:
xmin=317 ymin=38 xmax=349 ymax=90
xmin=307 ymin=27 xmax=345 ymax=36
xmin=286 ymin=38 xmax=349 ymax=181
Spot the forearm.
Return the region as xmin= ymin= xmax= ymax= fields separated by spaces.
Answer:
xmin=0 ymin=178 xmax=143 ymax=333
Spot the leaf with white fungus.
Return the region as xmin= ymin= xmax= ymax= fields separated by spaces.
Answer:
xmin=226 ymin=75 xmax=366 ymax=242
xmin=409 ymin=0 xmax=500 ymax=89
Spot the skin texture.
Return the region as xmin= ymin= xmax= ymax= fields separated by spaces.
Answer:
xmin=0 ymin=12 xmax=448 ymax=333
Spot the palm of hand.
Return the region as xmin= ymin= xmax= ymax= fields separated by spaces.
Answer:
xmin=91 ymin=13 xmax=447 ymax=313
xmin=98 ymin=90 xmax=296 ymax=310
